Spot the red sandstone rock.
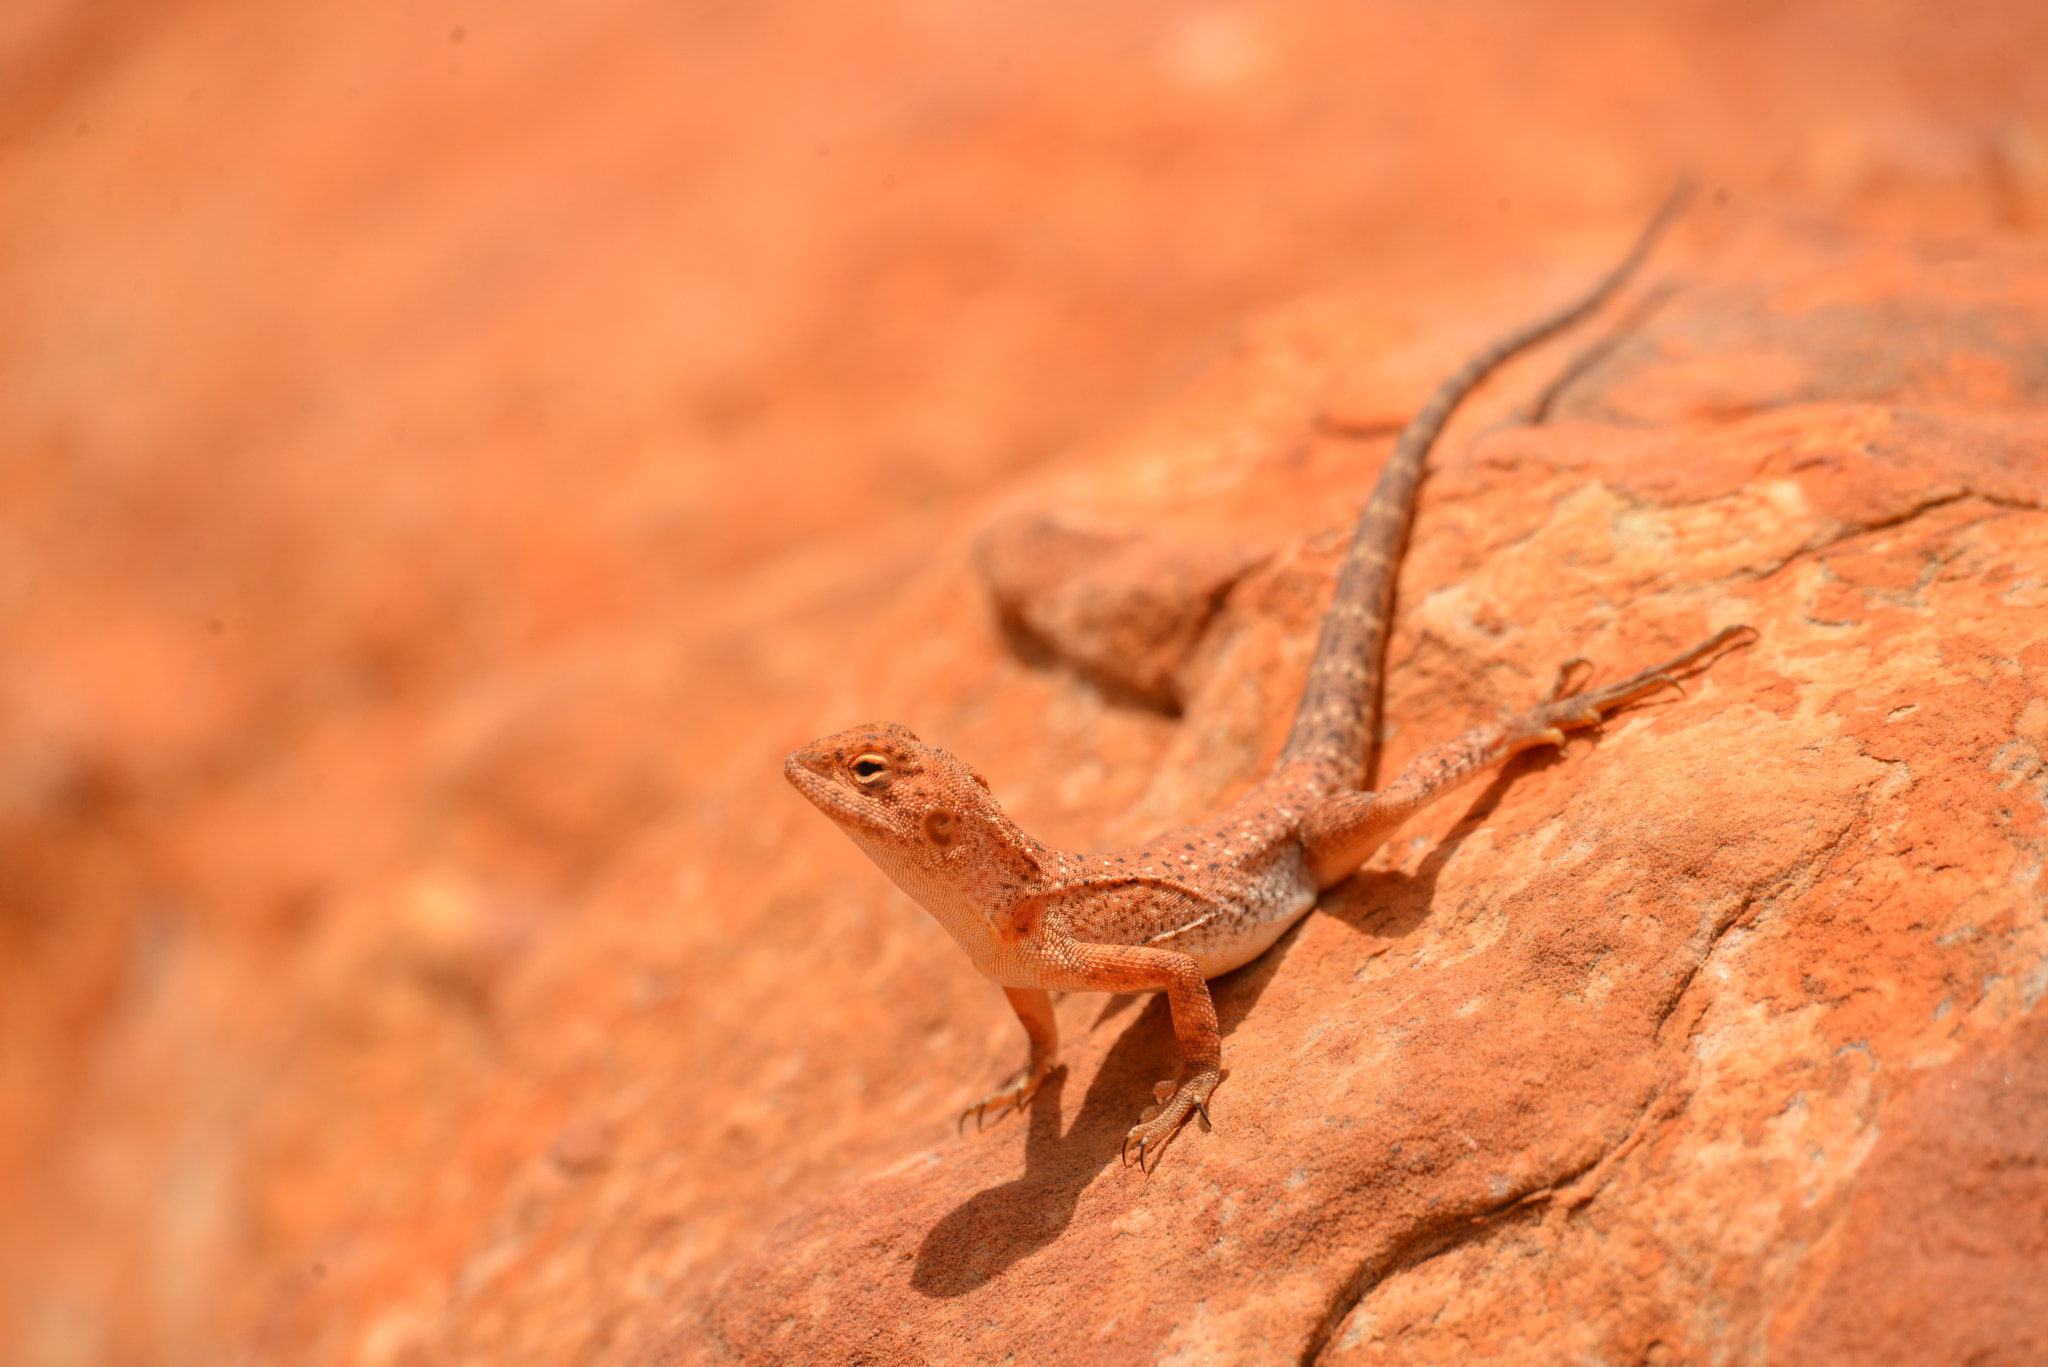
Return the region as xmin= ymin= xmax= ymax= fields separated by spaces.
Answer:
xmin=1770 ymin=1012 xmax=2048 ymax=1367
xmin=4 ymin=4 xmax=2048 ymax=1366
xmin=679 ymin=238 xmax=2048 ymax=1367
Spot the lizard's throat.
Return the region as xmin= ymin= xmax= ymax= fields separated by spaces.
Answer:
xmin=837 ymin=830 xmax=1013 ymax=962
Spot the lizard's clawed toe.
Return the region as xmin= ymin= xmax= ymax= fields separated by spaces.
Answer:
xmin=1121 ymin=1071 xmax=1219 ymax=1169
xmin=1546 ymin=657 xmax=1594 ymax=701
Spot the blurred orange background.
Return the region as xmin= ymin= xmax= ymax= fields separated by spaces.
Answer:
xmin=2 ymin=2 xmax=2044 ymax=1362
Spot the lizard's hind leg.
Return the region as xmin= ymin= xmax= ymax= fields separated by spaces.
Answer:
xmin=1302 ymin=625 xmax=1754 ymax=886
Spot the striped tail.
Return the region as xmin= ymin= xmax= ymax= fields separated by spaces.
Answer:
xmin=1277 ymin=185 xmax=1691 ymax=791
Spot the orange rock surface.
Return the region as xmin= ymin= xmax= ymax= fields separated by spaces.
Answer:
xmin=2 ymin=3 xmax=2045 ymax=1364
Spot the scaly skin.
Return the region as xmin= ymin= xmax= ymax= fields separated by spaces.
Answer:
xmin=784 ymin=188 xmax=1751 ymax=1167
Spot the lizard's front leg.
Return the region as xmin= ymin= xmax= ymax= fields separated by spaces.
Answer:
xmin=960 ymin=986 xmax=1061 ymax=1133
xmin=1041 ymin=938 xmax=1222 ymax=1166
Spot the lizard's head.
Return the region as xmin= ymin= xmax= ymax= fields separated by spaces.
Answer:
xmin=784 ymin=723 xmax=1041 ymax=919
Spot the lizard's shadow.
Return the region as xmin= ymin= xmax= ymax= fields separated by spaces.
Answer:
xmin=908 ymin=920 xmax=1297 ymax=1298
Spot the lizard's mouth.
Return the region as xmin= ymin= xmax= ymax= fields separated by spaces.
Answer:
xmin=783 ymin=754 xmax=896 ymax=838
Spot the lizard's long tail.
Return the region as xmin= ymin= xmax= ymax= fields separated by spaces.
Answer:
xmin=1277 ymin=184 xmax=1691 ymax=792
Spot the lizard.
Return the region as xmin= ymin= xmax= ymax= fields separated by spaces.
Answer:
xmin=784 ymin=189 xmax=1751 ymax=1166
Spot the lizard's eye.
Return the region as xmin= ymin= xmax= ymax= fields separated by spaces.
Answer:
xmin=849 ymin=753 xmax=894 ymax=790
xmin=922 ymin=808 xmax=958 ymax=848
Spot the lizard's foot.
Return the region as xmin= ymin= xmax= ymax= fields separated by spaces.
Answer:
xmin=1121 ymin=1069 xmax=1220 ymax=1168
xmin=958 ymin=1059 xmax=1061 ymax=1135
xmin=1519 ymin=625 xmax=1759 ymax=743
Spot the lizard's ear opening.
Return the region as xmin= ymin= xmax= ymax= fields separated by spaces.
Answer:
xmin=921 ymin=808 xmax=959 ymax=848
